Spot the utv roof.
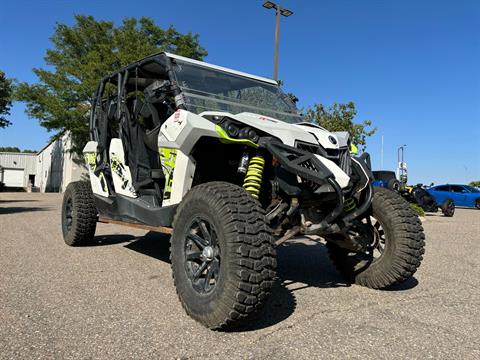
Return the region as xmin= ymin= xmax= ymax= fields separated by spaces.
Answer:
xmin=102 ymin=52 xmax=278 ymax=86
xmin=165 ymin=53 xmax=278 ymax=85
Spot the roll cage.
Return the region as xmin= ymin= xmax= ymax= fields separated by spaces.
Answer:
xmin=89 ymin=53 xmax=283 ymax=191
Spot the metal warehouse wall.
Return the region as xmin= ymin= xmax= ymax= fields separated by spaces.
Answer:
xmin=0 ymin=152 xmax=37 ymax=174
xmin=36 ymin=133 xmax=88 ymax=192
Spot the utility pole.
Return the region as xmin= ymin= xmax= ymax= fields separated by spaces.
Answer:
xmin=262 ymin=1 xmax=293 ymax=81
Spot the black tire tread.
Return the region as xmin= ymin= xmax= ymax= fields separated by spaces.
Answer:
xmin=62 ymin=181 xmax=97 ymax=246
xmin=171 ymin=182 xmax=276 ymax=330
xmin=327 ymin=187 xmax=425 ymax=289
xmin=441 ymin=198 xmax=455 ymax=217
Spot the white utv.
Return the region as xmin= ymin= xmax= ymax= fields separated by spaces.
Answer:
xmin=62 ymin=53 xmax=425 ymax=330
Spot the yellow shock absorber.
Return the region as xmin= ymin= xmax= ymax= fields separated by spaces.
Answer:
xmin=343 ymin=197 xmax=357 ymax=213
xmin=243 ymin=155 xmax=265 ymax=200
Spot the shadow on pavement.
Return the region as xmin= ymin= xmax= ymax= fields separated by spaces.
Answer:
xmin=91 ymin=234 xmax=137 ymax=246
xmin=91 ymin=232 xmax=418 ymax=331
xmin=385 ymin=276 xmax=419 ymax=291
xmin=277 ymin=241 xmax=349 ymax=291
xmin=124 ymin=232 xmax=171 ymax=264
xmin=0 ymin=206 xmax=48 ymax=215
xmin=237 ymin=241 xmax=349 ymax=331
xmin=0 ymin=199 xmax=39 ymax=203
xmin=424 ymin=213 xmax=444 ymax=217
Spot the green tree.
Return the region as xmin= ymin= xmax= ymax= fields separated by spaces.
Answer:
xmin=469 ymin=181 xmax=480 ymax=187
xmin=0 ymin=147 xmax=36 ymax=153
xmin=0 ymin=71 xmax=13 ymax=128
xmin=0 ymin=146 xmax=21 ymax=152
xmin=16 ymin=15 xmax=207 ymax=152
xmin=305 ymin=102 xmax=376 ymax=150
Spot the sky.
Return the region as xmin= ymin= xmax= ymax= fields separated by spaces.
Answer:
xmin=0 ymin=0 xmax=479 ymax=184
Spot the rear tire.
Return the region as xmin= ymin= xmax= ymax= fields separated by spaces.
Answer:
xmin=387 ymin=178 xmax=401 ymax=192
xmin=441 ymin=198 xmax=455 ymax=217
xmin=61 ymin=181 xmax=97 ymax=246
xmin=326 ymin=187 xmax=425 ymax=289
xmin=170 ymin=182 xmax=276 ymax=330
xmin=476 ymin=199 xmax=480 ymax=210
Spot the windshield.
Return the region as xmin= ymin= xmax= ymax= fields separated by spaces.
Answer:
xmin=172 ymin=59 xmax=303 ymax=123
xmin=464 ymin=185 xmax=480 ymax=193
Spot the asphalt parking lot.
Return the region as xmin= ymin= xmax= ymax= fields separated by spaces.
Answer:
xmin=1 ymin=192 xmax=479 ymax=359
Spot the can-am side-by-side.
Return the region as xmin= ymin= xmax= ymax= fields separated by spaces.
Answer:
xmin=61 ymin=52 xmax=425 ymax=329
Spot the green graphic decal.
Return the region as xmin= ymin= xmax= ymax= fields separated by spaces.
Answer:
xmin=84 ymin=152 xmax=96 ymax=172
xmin=160 ymin=148 xmax=177 ymax=200
xmin=111 ymin=153 xmax=136 ymax=194
xmin=215 ymin=125 xmax=259 ymax=148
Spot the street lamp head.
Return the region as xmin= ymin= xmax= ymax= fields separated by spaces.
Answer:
xmin=280 ymin=8 xmax=293 ymax=17
xmin=262 ymin=1 xmax=276 ymax=9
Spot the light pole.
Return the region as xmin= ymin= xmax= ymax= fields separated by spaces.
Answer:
xmin=262 ymin=1 xmax=293 ymax=81
xmin=397 ymin=144 xmax=407 ymax=186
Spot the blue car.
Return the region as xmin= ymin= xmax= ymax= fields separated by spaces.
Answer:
xmin=427 ymin=184 xmax=480 ymax=209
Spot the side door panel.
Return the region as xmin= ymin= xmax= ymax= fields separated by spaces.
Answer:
xmin=449 ymin=185 xmax=468 ymax=206
xmin=433 ymin=187 xmax=448 ymax=205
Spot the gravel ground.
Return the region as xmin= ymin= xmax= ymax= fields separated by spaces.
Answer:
xmin=1 ymin=192 xmax=479 ymax=359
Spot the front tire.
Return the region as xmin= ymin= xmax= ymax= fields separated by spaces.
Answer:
xmin=61 ymin=181 xmax=97 ymax=246
xmin=326 ymin=187 xmax=425 ymax=289
xmin=170 ymin=182 xmax=276 ymax=330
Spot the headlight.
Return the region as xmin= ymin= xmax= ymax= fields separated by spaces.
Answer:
xmin=223 ymin=119 xmax=240 ymax=137
xmin=239 ymin=127 xmax=259 ymax=143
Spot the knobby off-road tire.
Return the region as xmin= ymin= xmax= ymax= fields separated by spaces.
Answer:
xmin=61 ymin=181 xmax=97 ymax=246
xmin=387 ymin=178 xmax=401 ymax=192
xmin=327 ymin=187 xmax=425 ymax=289
xmin=441 ymin=198 xmax=455 ymax=217
xmin=170 ymin=182 xmax=276 ymax=330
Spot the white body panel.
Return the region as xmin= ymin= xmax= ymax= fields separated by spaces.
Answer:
xmin=199 ymin=111 xmax=318 ymax=147
xmin=157 ymin=110 xmax=353 ymax=199
xmin=109 ymin=139 xmax=136 ymax=198
xmin=293 ymin=124 xmax=341 ymax=150
xmin=158 ymin=110 xmax=217 ymax=205
xmin=83 ymin=141 xmax=109 ymax=197
xmin=315 ymin=155 xmax=350 ymax=188
xmin=162 ymin=150 xmax=195 ymax=206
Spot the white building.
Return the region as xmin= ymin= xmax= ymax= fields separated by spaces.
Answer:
xmin=36 ymin=132 xmax=88 ymax=192
xmin=0 ymin=152 xmax=37 ymax=188
xmin=0 ymin=132 xmax=88 ymax=192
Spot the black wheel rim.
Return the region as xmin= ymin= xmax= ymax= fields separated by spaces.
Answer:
xmin=448 ymin=202 xmax=454 ymax=215
xmin=368 ymin=216 xmax=386 ymax=261
xmin=184 ymin=216 xmax=221 ymax=294
xmin=65 ymin=198 xmax=73 ymax=231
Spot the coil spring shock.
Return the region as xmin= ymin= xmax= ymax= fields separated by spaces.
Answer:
xmin=243 ymin=155 xmax=265 ymax=200
xmin=343 ymin=197 xmax=357 ymax=213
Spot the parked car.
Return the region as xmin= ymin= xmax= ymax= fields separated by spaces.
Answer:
xmin=404 ymin=185 xmax=455 ymax=217
xmin=372 ymin=170 xmax=401 ymax=191
xmin=427 ymin=184 xmax=480 ymax=209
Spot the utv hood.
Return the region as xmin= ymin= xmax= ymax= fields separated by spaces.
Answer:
xmin=199 ymin=111 xmax=346 ymax=149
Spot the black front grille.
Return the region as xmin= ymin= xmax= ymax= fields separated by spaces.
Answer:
xmin=295 ymin=140 xmax=351 ymax=176
xmin=295 ymin=141 xmax=321 ymax=154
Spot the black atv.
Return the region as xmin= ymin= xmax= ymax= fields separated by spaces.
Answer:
xmin=403 ymin=185 xmax=455 ymax=217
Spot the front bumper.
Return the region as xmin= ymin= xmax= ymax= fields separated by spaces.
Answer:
xmin=264 ymin=141 xmax=374 ymax=234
